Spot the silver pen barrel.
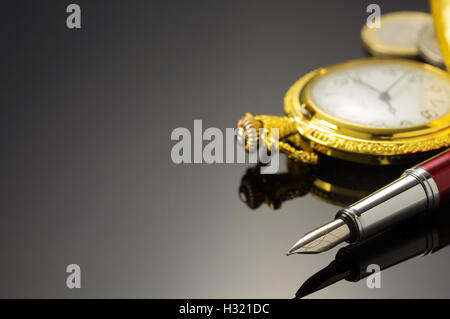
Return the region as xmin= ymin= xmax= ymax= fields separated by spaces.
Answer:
xmin=337 ymin=167 xmax=440 ymax=242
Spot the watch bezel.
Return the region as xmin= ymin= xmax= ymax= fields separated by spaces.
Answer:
xmin=284 ymin=58 xmax=450 ymax=160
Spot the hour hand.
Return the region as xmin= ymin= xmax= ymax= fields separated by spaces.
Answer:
xmin=350 ymin=76 xmax=382 ymax=94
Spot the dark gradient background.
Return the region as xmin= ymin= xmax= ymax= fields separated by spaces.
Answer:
xmin=1 ymin=0 xmax=449 ymax=298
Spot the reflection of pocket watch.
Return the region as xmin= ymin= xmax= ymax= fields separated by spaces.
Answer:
xmin=239 ymin=155 xmax=408 ymax=209
xmin=238 ymin=58 xmax=450 ymax=165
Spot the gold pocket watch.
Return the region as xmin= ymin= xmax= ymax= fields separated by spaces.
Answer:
xmin=237 ymin=4 xmax=450 ymax=165
xmin=238 ymin=58 xmax=450 ymax=165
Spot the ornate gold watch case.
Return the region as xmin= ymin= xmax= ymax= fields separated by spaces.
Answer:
xmin=238 ymin=58 xmax=450 ymax=165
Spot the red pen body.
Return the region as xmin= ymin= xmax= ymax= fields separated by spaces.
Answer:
xmin=419 ymin=149 xmax=450 ymax=203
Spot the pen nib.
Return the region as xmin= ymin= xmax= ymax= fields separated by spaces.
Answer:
xmin=287 ymin=219 xmax=350 ymax=255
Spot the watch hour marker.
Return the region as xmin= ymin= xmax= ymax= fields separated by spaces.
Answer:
xmin=400 ymin=120 xmax=413 ymax=126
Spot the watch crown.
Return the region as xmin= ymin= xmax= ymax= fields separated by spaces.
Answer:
xmin=237 ymin=113 xmax=263 ymax=152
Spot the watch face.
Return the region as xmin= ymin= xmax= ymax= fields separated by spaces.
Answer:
xmin=309 ymin=61 xmax=450 ymax=128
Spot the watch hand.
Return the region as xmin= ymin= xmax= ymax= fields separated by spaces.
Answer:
xmin=346 ymin=73 xmax=396 ymax=115
xmin=383 ymin=70 xmax=411 ymax=94
xmin=377 ymin=71 xmax=409 ymax=116
xmin=346 ymin=73 xmax=382 ymax=94
xmin=379 ymin=91 xmax=396 ymax=115
xmin=385 ymin=100 xmax=396 ymax=115
xmin=356 ymin=79 xmax=383 ymax=93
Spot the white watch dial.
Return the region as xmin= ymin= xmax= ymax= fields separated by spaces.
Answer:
xmin=309 ymin=62 xmax=450 ymax=128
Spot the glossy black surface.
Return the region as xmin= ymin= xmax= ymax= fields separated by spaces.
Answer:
xmin=2 ymin=0 xmax=449 ymax=298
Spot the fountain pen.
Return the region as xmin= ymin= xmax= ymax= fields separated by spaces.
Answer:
xmin=287 ymin=148 xmax=450 ymax=255
xmin=296 ymin=202 xmax=450 ymax=298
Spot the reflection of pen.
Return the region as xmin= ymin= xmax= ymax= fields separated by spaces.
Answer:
xmin=287 ymin=149 xmax=450 ymax=255
xmin=295 ymin=203 xmax=450 ymax=298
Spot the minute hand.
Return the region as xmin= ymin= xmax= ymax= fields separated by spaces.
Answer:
xmin=383 ymin=71 xmax=411 ymax=94
xmin=379 ymin=71 xmax=411 ymax=115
